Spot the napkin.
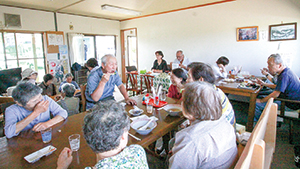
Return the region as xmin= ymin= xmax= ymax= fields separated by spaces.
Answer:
xmin=130 ymin=115 xmax=158 ymax=122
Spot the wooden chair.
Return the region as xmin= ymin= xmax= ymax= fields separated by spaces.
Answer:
xmin=80 ymin=84 xmax=87 ymax=112
xmin=276 ymin=98 xmax=300 ymax=144
xmin=235 ymin=98 xmax=277 ymax=169
xmin=0 ymin=101 xmax=15 ymax=137
xmin=126 ymin=72 xmax=141 ymax=96
xmin=0 ymin=97 xmax=14 ymax=104
xmin=140 ymin=74 xmax=155 ymax=93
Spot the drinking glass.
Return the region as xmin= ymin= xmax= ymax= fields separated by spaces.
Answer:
xmin=161 ymin=91 xmax=166 ymax=101
xmin=146 ymin=104 xmax=153 ymax=114
xmin=41 ymin=128 xmax=52 ymax=143
xmin=69 ymin=134 xmax=80 ymax=151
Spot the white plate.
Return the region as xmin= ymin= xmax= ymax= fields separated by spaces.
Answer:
xmin=24 ymin=145 xmax=56 ymax=163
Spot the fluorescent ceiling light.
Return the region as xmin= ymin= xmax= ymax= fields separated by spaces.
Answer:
xmin=101 ymin=4 xmax=141 ymax=16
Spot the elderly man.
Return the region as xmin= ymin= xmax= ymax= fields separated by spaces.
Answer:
xmin=255 ymin=54 xmax=300 ymax=121
xmin=85 ymin=54 xmax=136 ymax=110
xmin=171 ymin=50 xmax=190 ymax=72
xmin=4 ymin=82 xmax=68 ymax=138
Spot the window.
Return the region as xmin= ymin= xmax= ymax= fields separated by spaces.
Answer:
xmin=0 ymin=31 xmax=45 ymax=82
xmin=68 ymin=33 xmax=116 ymax=65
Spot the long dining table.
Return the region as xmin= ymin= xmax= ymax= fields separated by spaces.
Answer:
xmin=216 ymin=80 xmax=262 ymax=132
xmin=0 ymin=95 xmax=184 ymax=168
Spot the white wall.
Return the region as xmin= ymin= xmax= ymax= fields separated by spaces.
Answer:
xmin=0 ymin=6 xmax=55 ymax=31
xmin=0 ymin=6 xmax=122 ymax=72
xmin=120 ymin=0 xmax=300 ymax=76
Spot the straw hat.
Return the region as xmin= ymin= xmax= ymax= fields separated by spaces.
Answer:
xmin=21 ymin=68 xmax=38 ymax=80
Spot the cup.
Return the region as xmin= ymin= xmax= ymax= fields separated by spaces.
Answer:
xmin=160 ymin=91 xmax=166 ymax=101
xmin=295 ymin=146 xmax=300 ymax=168
xmin=69 ymin=134 xmax=80 ymax=151
xmin=41 ymin=128 xmax=52 ymax=143
xmin=146 ymin=103 xmax=153 ymax=114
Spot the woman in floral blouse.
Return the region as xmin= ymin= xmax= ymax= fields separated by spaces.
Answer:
xmin=56 ymin=100 xmax=149 ymax=169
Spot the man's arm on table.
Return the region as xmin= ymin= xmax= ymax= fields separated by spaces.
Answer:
xmin=118 ymin=84 xmax=137 ymax=105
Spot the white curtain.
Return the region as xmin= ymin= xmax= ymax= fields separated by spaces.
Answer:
xmin=68 ymin=33 xmax=84 ymax=65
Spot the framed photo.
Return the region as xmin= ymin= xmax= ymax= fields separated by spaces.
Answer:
xmin=269 ymin=23 xmax=297 ymax=41
xmin=237 ymin=26 xmax=259 ymax=42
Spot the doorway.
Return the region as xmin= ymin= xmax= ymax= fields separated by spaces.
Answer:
xmin=121 ymin=28 xmax=137 ymax=82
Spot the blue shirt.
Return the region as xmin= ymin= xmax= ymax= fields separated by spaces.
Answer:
xmin=59 ymin=81 xmax=80 ymax=92
xmin=275 ymin=67 xmax=300 ymax=110
xmin=4 ymin=95 xmax=68 ymax=138
xmin=85 ymin=68 xmax=122 ymax=109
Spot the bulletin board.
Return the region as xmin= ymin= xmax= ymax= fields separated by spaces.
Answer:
xmin=45 ymin=31 xmax=64 ymax=53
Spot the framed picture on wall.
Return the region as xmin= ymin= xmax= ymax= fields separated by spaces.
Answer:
xmin=269 ymin=22 xmax=297 ymax=41
xmin=236 ymin=26 xmax=259 ymax=42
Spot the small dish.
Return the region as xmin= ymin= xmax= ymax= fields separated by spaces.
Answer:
xmin=24 ymin=145 xmax=56 ymax=163
xmin=129 ymin=109 xmax=144 ymax=116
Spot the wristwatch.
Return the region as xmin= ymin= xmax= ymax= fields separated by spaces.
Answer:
xmin=266 ymin=74 xmax=269 ymax=77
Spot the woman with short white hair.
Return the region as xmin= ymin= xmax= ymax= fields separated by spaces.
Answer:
xmin=169 ymin=82 xmax=237 ymax=169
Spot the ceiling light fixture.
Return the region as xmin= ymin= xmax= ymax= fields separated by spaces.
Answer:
xmin=101 ymin=4 xmax=141 ymax=16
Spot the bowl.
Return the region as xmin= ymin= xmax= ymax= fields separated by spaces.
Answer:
xmin=129 ymin=109 xmax=143 ymax=116
xmin=131 ymin=119 xmax=157 ymax=135
xmin=163 ymin=104 xmax=182 ymax=116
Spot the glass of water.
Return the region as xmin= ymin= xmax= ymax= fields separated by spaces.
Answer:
xmin=41 ymin=128 xmax=52 ymax=143
xmin=161 ymin=90 xmax=167 ymax=101
xmin=69 ymin=134 xmax=80 ymax=151
xmin=146 ymin=103 xmax=153 ymax=114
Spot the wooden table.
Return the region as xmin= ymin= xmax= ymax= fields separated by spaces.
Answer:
xmin=217 ymin=81 xmax=262 ymax=132
xmin=0 ymin=95 xmax=184 ymax=168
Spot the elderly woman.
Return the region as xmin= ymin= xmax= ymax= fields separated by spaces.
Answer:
xmin=151 ymin=51 xmax=168 ymax=73
xmin=21 ymin=68 xmax=38 ymax=84
xmin=212 ymin=56 xmax=230 ymax=79
xmin=187 ymin=62 xmax=235 ymax=126
xmin=56 ymin=100 xmax=148 ymax=169
xmin=4 ymin=82 xmax=68 ymax=138
xmin=38 ymin=74 xmax=57 ymax=96
xmin=169 ymin=82 xmax=237 ymax=168
xmin=58 ymin=73 xmax=79 ymax=92
xmin=57 ymin=83 xmax=79 ymax=116
xmin=167 ymin=68 xmax=187 ymax=100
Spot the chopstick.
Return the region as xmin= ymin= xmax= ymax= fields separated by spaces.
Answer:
xmin=128 ymin=133 xmax=141 ymax=141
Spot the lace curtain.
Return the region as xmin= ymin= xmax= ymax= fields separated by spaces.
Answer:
xmin=67 ymin=33 xmax=84 ymax=65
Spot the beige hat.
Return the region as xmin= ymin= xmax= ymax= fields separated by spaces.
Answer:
xmin=21 ymin=68 xmax=38 ymax=80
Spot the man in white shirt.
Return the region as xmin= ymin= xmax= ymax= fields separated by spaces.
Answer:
xmin=171 ymin=50 xmax=190 ymax=72
xmin=212 ymin=56 xmax=229 ymax=78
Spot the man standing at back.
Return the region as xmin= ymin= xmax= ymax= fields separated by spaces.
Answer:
xmin=85 ymin=54 xmax=136 ymax=110
xmin=255 ymin=54 xmax=300 ymax=121
xmin=171 ymin=50 xmax=190 ymax=72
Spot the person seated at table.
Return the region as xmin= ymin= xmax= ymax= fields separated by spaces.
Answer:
xmin=170 ymin=50 xmax=190 ymax=72
xmin=59 ymin=73 xmax=80 ymax=92
xmin=4 ymin=82 xmax=68 ymax=138
xmin=38 ymin=74 xmax=57 ymax=97
xmin=212 ymin=56 xmax=229 ymax=79
xmin=256 ymin=67 xmax=277 ymax=97
xmin=56 ymin=100 xmax=148 ymax=169
xmin=151 ymin=51 xmax=168 ymax=73
xmin=169 ymin=81 xmax=237 ymax=168
xmin=187 ymin=62 xmax=235 ymax=126
xmin=86 ymin=58 xmax=99 ymax=77
xmin=21 ymin=68 xmax=38 ymax=85
xmin=57 ymin=83 xmax=79 ymax=116
xmin=167 ymin=68 xmax=187 ymax=100
xmin=85 ymin=54 xmax=136 ymax=110
xmin=255 ymin=54 xmax=300 ymax=122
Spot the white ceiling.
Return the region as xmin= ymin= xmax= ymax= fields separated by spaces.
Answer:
xmin=0 ymin=0 xmax=234 ymax=21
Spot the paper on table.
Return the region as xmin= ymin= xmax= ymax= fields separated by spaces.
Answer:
xmin=24 ymin=145 xmax=56 ymax=163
